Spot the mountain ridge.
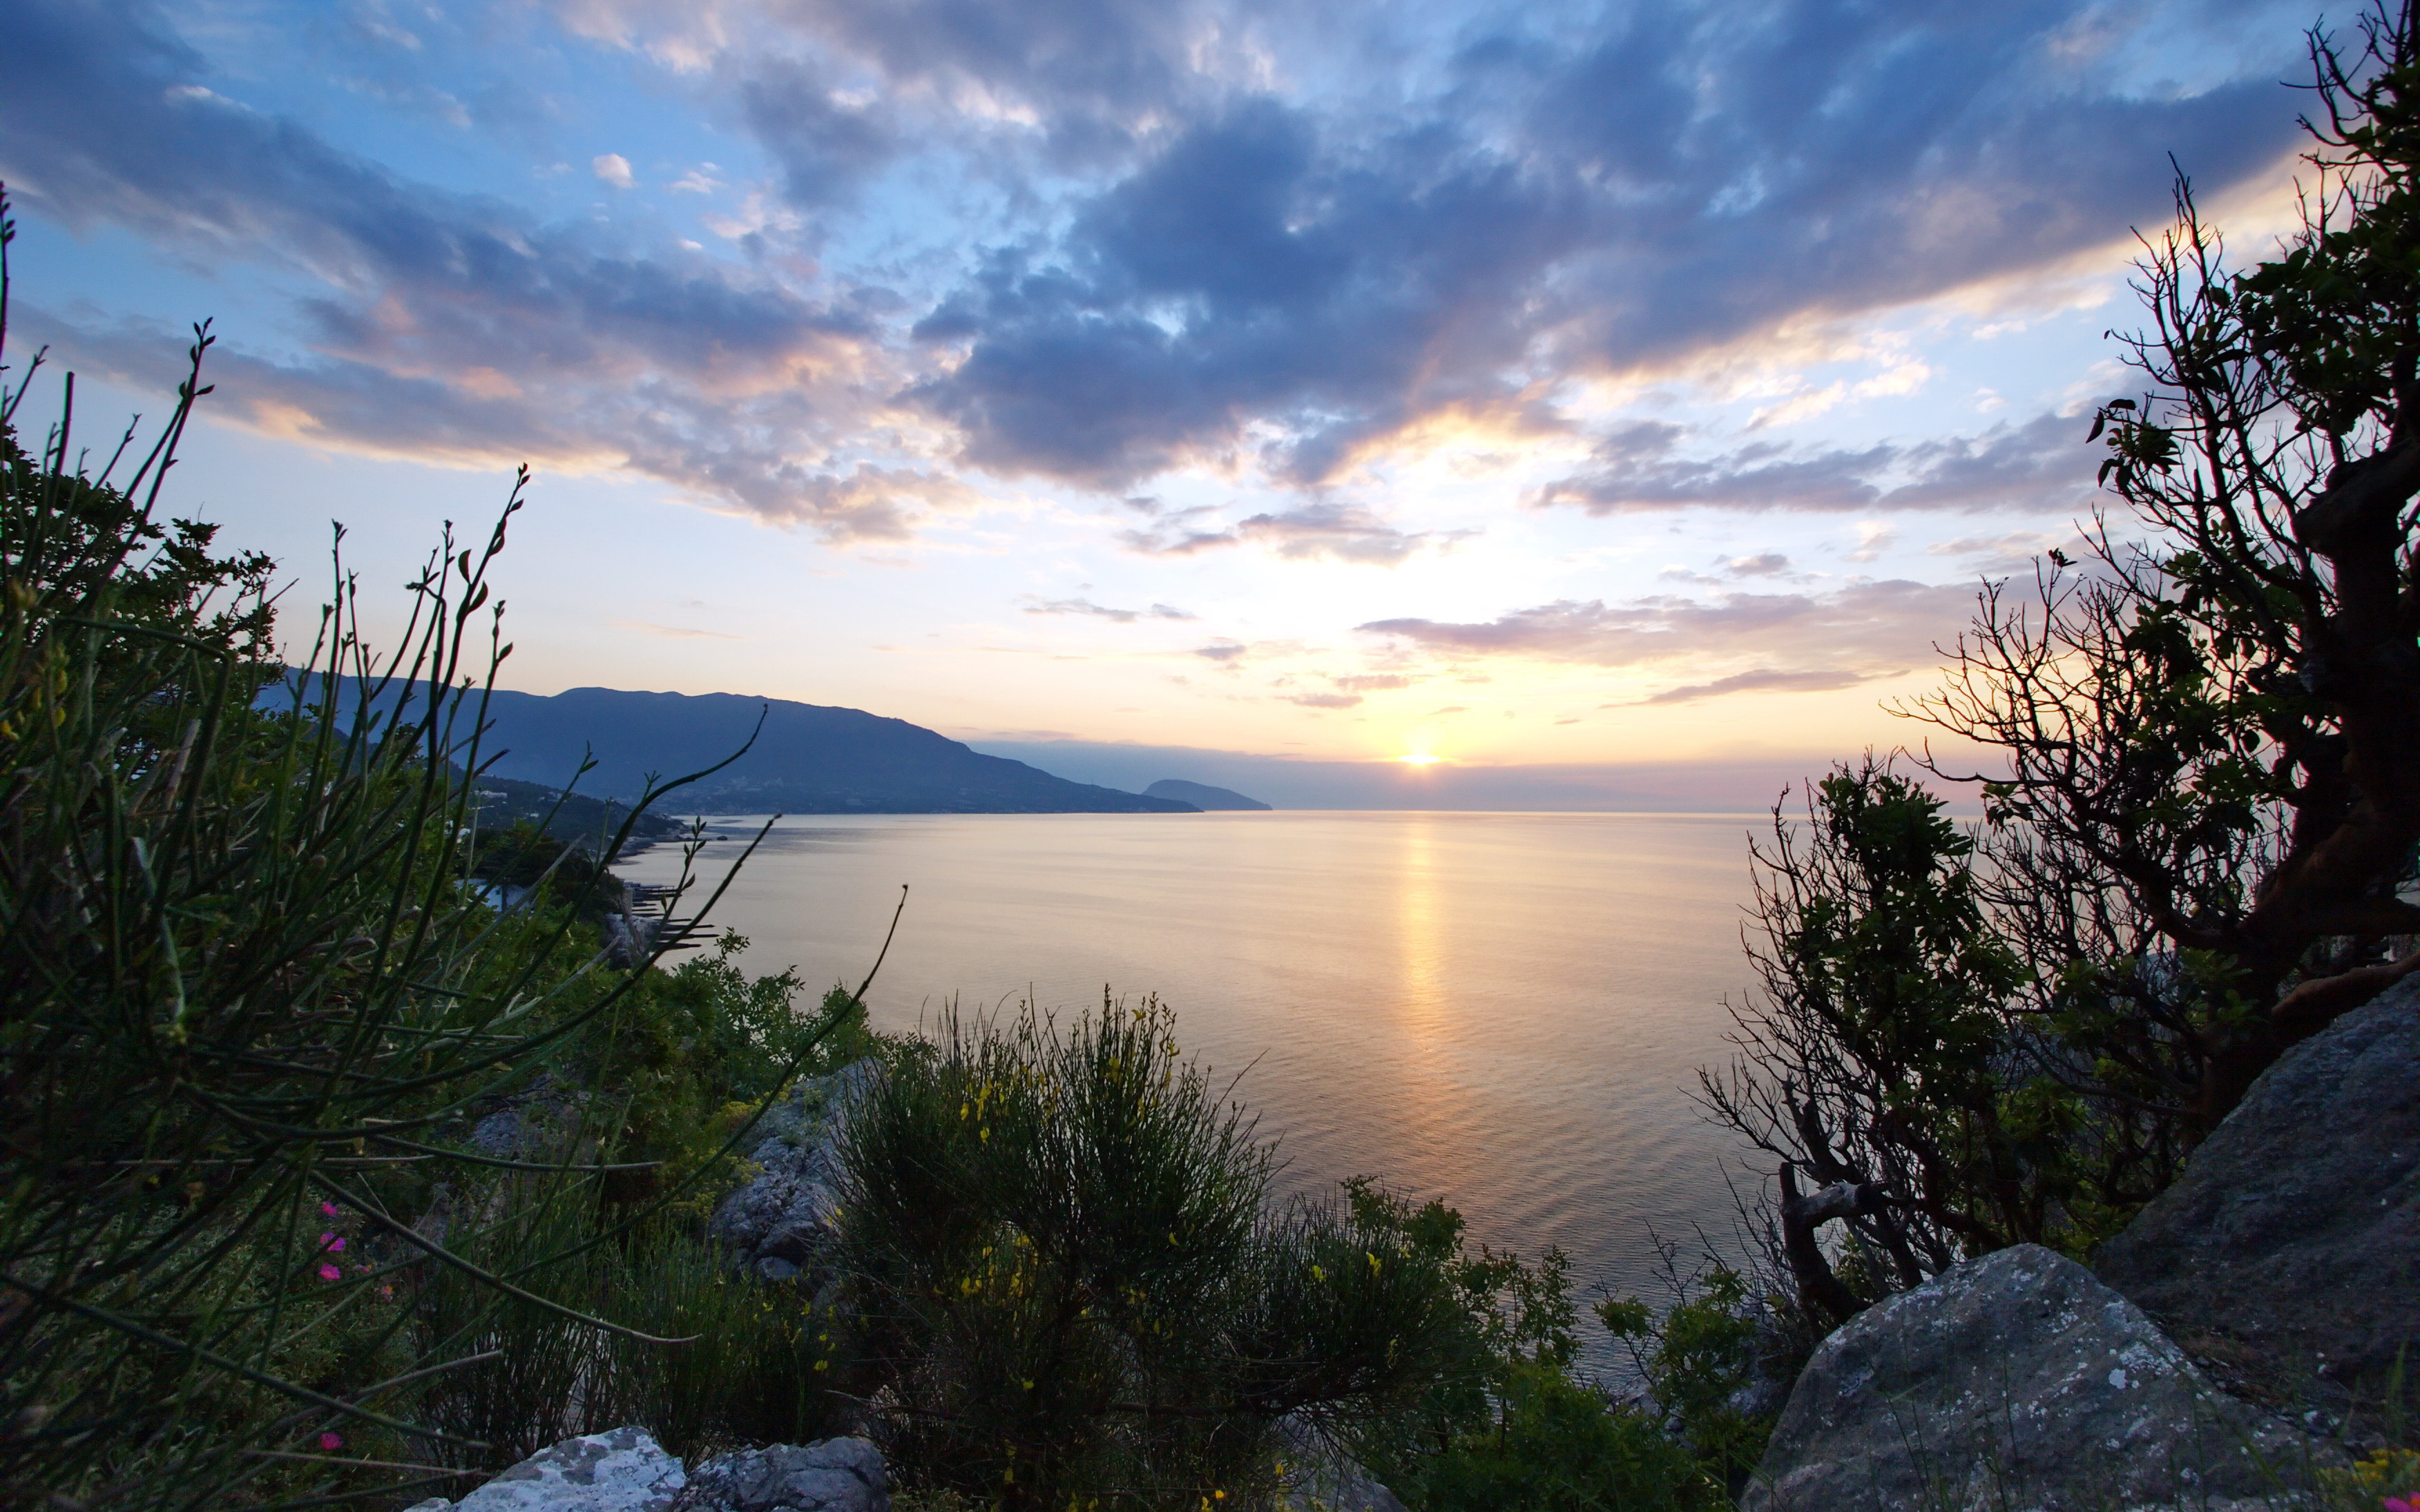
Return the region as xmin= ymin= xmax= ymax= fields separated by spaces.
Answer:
xmin=282 ymin=679 xmax=1198 ymax=815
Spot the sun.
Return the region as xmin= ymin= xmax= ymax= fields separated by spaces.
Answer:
xmin=1395 ymin=753 xmax=1442 ymax=766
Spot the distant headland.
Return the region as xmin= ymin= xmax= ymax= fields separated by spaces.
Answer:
xmin=1144 ymin=778 xmax=1272 ymax=811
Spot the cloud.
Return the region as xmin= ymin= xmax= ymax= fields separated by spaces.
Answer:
xmin=906 ymin=97 xmax=1591 ymax=487
xmin=1120 ymin=501 xmax=1454 ymax=565
xmin=7 ymin=0 xmax=2308 ymax=530
xmin=1634 ymin=668 xmax=1896 ymax=705
xmin=1333 ymin=673 xmax=1412 ymax=691
xmin=0 ymin=0 xmax=923 ymax=539
xmin=737 ymin=55 xmax=900 ymax=207
xmin=613 ymin=619 xmax=748 ymax=639
xmin=1723 ymin=552 xmax=1791 ymax=577
xmin=1193 ymin=641 xmax=1247 ymax=663
xmin=1286 ymin=691 xmax=1362 ymax=708
xmin=888 ymin=3 xmax=2293 ymax=490
xmin=1357 ymin=579 xmax=1980 ymax=682
xmin=1535 ymin=411 xmax=2096 ymax=517
xmin=1024 ymin=596 xmax=1196 ymax=621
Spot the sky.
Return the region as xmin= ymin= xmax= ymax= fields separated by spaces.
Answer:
xmin=0 ymin=0 xmax=2332 ymax=804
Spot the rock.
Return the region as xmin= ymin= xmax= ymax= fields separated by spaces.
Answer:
xmin=439 ymin=1426 xmax=686 ymax=1512
xmin=2095 ymin=975 xmax=2419 ymax=1406
xmin=469 ymin=1076 xmax=586 ymax=1163
xmin=1745 ymin=1245 xmax=2329 ymax=1512
xmin=709 ymin=1060 xmax=878 ymax=1275
xmin=683 ymin=1437 xmax=889 ymax=1512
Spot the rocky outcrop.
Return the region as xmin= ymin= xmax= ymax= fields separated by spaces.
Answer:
xmin=1743 ymin=1245 xmax=2327 ymax=1512
xmin=2095 ymin=974 xmax=2419 ymax=1406
xmin=684 ymin=1437 xmax=888 ymax=1512
xmin=405 ymin=1426 xmax=686 ymax=1512
xmin=708 ymin=1060 xmax=878 ymax=1282
xmin=403 ymin=1431 xmax=887 ymax=1512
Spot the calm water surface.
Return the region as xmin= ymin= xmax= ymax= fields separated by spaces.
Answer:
xmin=620 ymin=811 xmax=1765 ymax=1373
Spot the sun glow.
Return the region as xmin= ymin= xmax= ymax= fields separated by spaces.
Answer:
xmin=1396 ymin=753 xmax=1443 ymax=766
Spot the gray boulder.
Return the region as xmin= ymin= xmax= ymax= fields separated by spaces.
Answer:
xmin=1745 ymin=1245 xmax=2327 ymax=1512
xmin=2096 ymin=975 xmax=2419 ymax=1405
xmin=682 ymin=1437 xmax=888 ymax=1512
xmin=419 ymin=1426 xmax=686 ymax=1512
xmin=709 ymin=1060 xmax=878 ymax=1279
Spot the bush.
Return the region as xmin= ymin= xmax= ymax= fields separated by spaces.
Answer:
xmin=1417 ymin=1364 xmax=1716 ymax=1512
xmin=1598 ymin=1248 xmax=1792 ymax=1500
xmin=0 ymin=191 xmax=852 ymax=1507
xmin=835 ymin=998 xmax=1521 ymax=1511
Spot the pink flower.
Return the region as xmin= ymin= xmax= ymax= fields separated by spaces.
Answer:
xmin=319 ymin=1431 xmax=343 ymax=1453
xmin=320 ymin=1202 xmax=340 ymax=1219
xmin=2383 ymin=1498 xmax=2414 ymax=1512
xmin=318 ymin=1263 xmax=342 ymax=1281
xmin=319 ymin=1233 xmax=345 ymax=1252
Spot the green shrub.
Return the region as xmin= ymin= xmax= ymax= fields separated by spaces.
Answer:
xmin=0 ymin=193 xmax=847 ymax=1507
xmin=415 ymin=1188 xmax=853 ymax=1467
xmin=835 ymin=998 xmax=1496 ymax=1511
xmin=1598 ymin=1261 xmax=1783 ymax=1498
xmin=1417 ymin=1363 xmax=1717 ymax=1512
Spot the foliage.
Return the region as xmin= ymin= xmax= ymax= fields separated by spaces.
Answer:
xmin=1415 ymin=1364 xmax=1717 ymax=1512
xmin=834 ymin=997 xmax=1568 ymax=1512
xmin=0 ymin=184 xmax=854 ymax=1508
xmin=1597 ymin=1248 xmax=1788 ymax=1500
xmin=1332 ymin=1177 xmax=1587 ymax=1489
xmin=418 ymin=1192 xmax=852 ymax=1467
xmin=1906 ymin=0 xmax=2420 ymax=1134
xmin=1700 ymin=759 xmax=2089 ymax=1322
xmin=1711 ymin=0 xmax=2420 ymax=1331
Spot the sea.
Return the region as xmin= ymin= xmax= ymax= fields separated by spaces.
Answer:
xmin=616 ymin=810 xmax=1771 ymax=1379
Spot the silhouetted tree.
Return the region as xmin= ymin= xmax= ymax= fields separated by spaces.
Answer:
xmin=1718 ymin=1 xmax=2420 ymax=1324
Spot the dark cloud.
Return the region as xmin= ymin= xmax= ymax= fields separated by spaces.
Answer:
xmin=896 ymin=3 xmax=2294 ymax=490
xmin=737 ymin=55 xmax=902 ymax=207
xmin=1635 ymin=668 xmax=1896 ymax=705
xmin=0 ymin=0 xmax=918 ymax=538
xmin=1357 ymin=579 xmax=1979 ymax=675
xmin=1724 ymin=552 xmax=1791 ymax=576
xmin=1024 ymin=596 xmax=1196 ymax=621
xmin=909 ymin=98 xmax=1587 ymax=486
xmin=8 ymin=0 xmax=2308 ymax=527
xmin=1536 ymin=411 xmax=2095 ymax=516
xmin=762 ymin=0 xmax=1209 ymax=155
xmin=1532 ymin=4 xmax=2291 ymax=369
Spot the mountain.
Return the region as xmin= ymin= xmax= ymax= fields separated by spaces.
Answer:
xmin=282 ymin=679 xmax=1198 ymax=815
xmin=1144 ymin=779 xmax=1272 ymax=811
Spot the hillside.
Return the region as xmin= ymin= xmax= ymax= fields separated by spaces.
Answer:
xmin=1144 ymin=779 xmax=1272 ymax=811
xmin=287 ymin=681 xmax=1198 ymax=815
